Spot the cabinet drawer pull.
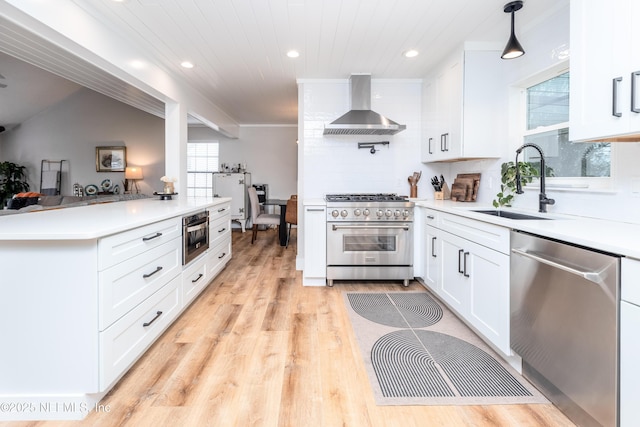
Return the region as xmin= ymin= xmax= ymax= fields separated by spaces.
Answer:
xmin=143 ymin=311 xmax=163 ymax=327
xmin=458 ymin=249 xmax=464 ymax=274
xmin=218 ymin=207 xmax=227 ymax=212
xmin=142 ymin=232 xmax=163 ymax=242
xmin=632 ymin=71 xmax=640 ymax=113
xmin=431 ymin=237 xmax=437 ymax=258
xmin=218 ymin=252 xmax=227 ymax=259
xmin=613 ymin=76 xmax=623 ymax=117
xmin=427 ymin=215 xmax=435 ymax=220
xmin=191 ymin=273 xmax=204 ymax=283
xmin=307 ymin=208 xmax=324 ymax=212
xmin=218 ymin=227 xmax=226 ymax=233
xmin=428 ymin=137 xmax=433 ymax=154
xmin=463 ymin=252 xmax=470 ymax=277
xmin=143 ymin=266 xmax=163 ymax=278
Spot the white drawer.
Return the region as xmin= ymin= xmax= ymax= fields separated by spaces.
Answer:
xmin=210 ymin=214 xmax=231 ymax=249
xmin=207 ymin=238 xmax=231 ymax=279
xmin=424 ymin=208 xmax=439 ymax=227
xmin=439 ymin=211 xmax=510 ymax=254
xmin=182 ymin=254 xmax=210 ymax=307
xmin=99 ymin=274 xmax=181 ymax=390
xmin=209 ymin=203 xmax=232 ymax=222
xmin=99 ymin=237 xmax=181 ymax=330
xmin=622 ymin=257 xmax=640 ymax=306
xmin=98 ymin=217 xmax=182 ymax=270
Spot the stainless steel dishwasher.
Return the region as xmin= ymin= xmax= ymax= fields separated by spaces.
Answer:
xmin=510 ymin=230 xmax=620 ymax=427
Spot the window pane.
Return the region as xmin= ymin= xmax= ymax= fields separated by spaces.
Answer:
xmin=527 ymin=72 xmax=569 ymax=130
xmin=186 ymin=141 xmax=219 ymax=197
xmin=523 ymin=129 xmax=610 ymax=177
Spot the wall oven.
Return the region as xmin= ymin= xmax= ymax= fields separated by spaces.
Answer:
xmin=325 ymin=194 xmax=414 ymax=287
xmin=183 ymin=210 xmax=209 ymax=265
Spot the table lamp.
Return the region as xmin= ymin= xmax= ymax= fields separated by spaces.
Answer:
xmin=125 ymin=166 xmax=143 ymax=193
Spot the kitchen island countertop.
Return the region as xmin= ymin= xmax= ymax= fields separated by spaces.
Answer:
xmin=0 ymin=197 xmax=231 ymax=241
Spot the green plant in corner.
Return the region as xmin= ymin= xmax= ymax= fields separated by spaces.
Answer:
xmin=493 ymin=161 xmax=538 ymax=208
xmin=0 ymin=161 xmax=30 ymax=208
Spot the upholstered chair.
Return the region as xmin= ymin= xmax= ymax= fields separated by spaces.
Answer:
xmin=285 ymin=195 xmax=298 ymax=248
xmin=248 ymin=186 xmax=280 ymax=244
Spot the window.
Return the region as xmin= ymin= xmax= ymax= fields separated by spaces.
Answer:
xmin=187 ymin=141 xmax=219 ymax=197
xmin=522 ymin=72 xmax=611 ymax=184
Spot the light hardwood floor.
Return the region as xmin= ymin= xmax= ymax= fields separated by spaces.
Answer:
xmin=6 ymin=228 xmax=575 ymax=427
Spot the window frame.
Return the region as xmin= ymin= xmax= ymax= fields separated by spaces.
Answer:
xmin=516 ymin=64 xmax=614 ymax=190
xmin=186 ymin=140 xmax=220 ymax=198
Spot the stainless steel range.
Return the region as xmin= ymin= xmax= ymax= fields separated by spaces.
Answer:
xmin=325 ymin=193 xmax=414 ymax=287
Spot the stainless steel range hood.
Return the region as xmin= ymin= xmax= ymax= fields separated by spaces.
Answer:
xmin=323 ymin=74 xmax=406 ymax=136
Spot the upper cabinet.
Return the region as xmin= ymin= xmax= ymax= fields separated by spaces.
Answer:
xmin=570 ymin=0 xmax=640 ymax=142
xmin=421 ymin=48 xmax=507 ymax=162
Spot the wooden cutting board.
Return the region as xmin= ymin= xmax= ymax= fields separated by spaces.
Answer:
xmin=456 ymin=173 xmax=481 ymax=201
xmin=450 ymin=182 xmax=468 ymax=201
xmin=453 ymin=177 xmax=474 ymax=202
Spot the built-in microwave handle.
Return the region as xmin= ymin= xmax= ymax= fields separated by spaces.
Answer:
xmin=613 ymin=76 xmax=623 ymax=117
xmin=186 ymin=222 xmax=208 ymax=233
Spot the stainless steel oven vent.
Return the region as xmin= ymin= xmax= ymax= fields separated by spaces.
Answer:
xmin=323 ymin=74 xmax=406 ymax=136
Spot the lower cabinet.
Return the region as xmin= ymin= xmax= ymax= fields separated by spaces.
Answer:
xmin=420 ymin=209 xmax=511 ymax=356
xmin=438 ymin=230 xmax=510 ymax=354
xmin=620 ymin=257 xmax=640 ymax=426
xmin=303 ymin=202 xmax=326 ymax=286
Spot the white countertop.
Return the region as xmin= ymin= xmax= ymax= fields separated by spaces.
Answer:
xmin=415 ymin=200 xmax=640 ymax=260
xmin=0 ymin=197 xmax=231 ymax=241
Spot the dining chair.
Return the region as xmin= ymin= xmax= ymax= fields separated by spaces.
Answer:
xmin=248 ymin=186 xmax=280 ymax=244
xmin=285 ymin=195 xmax=298 ymax=248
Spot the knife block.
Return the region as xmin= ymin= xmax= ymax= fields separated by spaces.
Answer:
xmin=434 ymin=182 xmax=450 ymax=200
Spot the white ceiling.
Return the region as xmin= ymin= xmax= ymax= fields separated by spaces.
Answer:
xmin=1 ymin=0 xmax=566 ymax=129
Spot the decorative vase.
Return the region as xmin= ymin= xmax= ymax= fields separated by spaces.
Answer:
xmin=163 ymin=182 xmax=175 ymax=194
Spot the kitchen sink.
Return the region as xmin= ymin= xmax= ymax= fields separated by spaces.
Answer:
xmin=472 ymin=210 xmax=552 ymax=220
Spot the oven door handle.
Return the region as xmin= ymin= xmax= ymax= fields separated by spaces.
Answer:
xmin=186 ymin=222 xmax=208 ymax=233
xmin=331 ymin=224 xmax=410 ymax=231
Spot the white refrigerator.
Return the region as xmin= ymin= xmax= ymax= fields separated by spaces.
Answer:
xmin=213 ymin=172 xmax=251 ymax=232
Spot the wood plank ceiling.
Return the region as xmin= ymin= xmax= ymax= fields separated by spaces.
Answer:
xmin=4 ymin=0 xmax=566 ymax=127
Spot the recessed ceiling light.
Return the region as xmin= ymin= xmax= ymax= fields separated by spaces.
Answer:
xmin=130 ymin=60 xmax=146 ymax=69
xmin=286 ymin=50 xmax=300 ymax=58
xmin=403 ymin=49 xmax=419 ymax=58
xmin=180 ymin=61 xmax=195 ymax=69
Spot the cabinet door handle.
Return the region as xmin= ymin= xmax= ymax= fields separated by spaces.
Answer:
xmin=632 ymin=71 xmax=640 ymax=113
xmin=443 ymin=133 xmax=449 ymax=151
xmin=143 ymin=311 xmax=163 ymax=327
xmin=218 ymin=227 xmax=226 ymax=233
xmin=613 ymin=76 xmax=623 ymax=117
xmin=191 ymin=273 xmax=204 ymax=283
xmin=143 ymin=266 xmax=163 ymax=278
xmin=440 ymin=134 xmax=446 ymax=152
xmin=428 ymin=137 xmax=433 ymax=154
xmin=431 ymin=237 xmax=437 ymax=258
xmin=218 ymin=252 xmax=226 ymax=259
xmin=458 ymin=249 xmax=464 ymax=273
xmin=142 ymin=232 xmax=162 ymax=242
xmin=463 ymin=252 xmax=470 ymax=277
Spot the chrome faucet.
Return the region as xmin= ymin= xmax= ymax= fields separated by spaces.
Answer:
xmin=515 ymin=143 xmax=555 ymax=213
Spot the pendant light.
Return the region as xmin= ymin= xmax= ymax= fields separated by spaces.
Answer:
xmin=501 ymin=1 xmax=525 ymax=59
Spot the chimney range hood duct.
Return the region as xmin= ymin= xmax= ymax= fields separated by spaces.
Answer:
xmin=323 ymin=74 xmax=406 ymax=136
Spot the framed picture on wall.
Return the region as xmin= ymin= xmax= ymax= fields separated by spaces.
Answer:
xmin=96 ymin=146 xmax=126 ymax=172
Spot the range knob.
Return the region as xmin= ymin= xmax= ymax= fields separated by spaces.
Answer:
xmin=403 ymin=209 xmax=410 ymax=217
xmin=354 ymin=209 xmax=362 ymax=216
xmin=376 ymin=209 xmax=384 ymax=217
xmin=331 ymin=209 xmax=339 ymax=218
xmin=363 ymin=208 xmax=370 ymax=216
xmin=394 ymin=209 xmax=401 ymax=217
xmin=340 ymin=210 xmax=348 ymax=218
xmin=385 ymin=209 xmax=392 ymax=217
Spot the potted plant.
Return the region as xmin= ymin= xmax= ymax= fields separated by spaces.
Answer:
xmin=0 ymin=161 xmax=30 ymax=208
xmin=492 ymin=161 xmax=539 ymax=208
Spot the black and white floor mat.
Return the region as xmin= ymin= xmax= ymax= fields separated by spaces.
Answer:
xmin=344 ymin=291 xmax=548 ymax=406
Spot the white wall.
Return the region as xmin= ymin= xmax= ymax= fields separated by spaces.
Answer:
xmin=1 ymin=88 xmax=165 ymax=195
xmin=188 ymin=125 xmax=298 ymax=200
xmin=299 ymin=78 xmax=440 ymax=199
